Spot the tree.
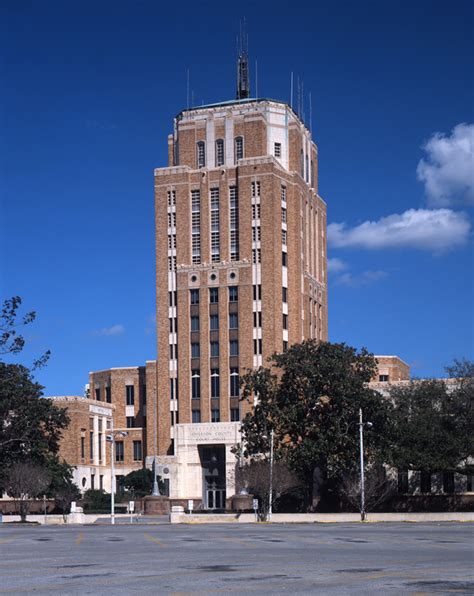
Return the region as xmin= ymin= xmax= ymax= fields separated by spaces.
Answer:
xmin=46 ymin=458 xmax=81 ymax=521
xmin=123 ymin=468 xmax=165 ymax=498
xmin=235 ymin=460 xmax=301 ymax=520
xmin=5 ymin=462 xmax=52 ymax=521
xmin=390 ymin=359 xmax=473 ymax=478
xmin=238 ymin=341 xmax=393 ymax=510
xmin=338 ymin=464 xmax=397 ymax=513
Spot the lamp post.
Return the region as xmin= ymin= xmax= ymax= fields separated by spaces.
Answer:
xmin=358 ymin=408 xmax=372 ymax=522
xmin=106 ymin=430 xmax=128 ymax=525
xmin=151 ymin=383 xmax=160 ymax=497
xmin=268 ymin=429 xmax=274 ymax=522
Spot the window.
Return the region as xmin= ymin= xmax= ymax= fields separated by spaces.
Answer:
xmin=191 ymin=370 xmax=200 ymax=399
xmin=211 ymin=409 xmax=220 ymax=423
xmin=170 ymin=378 xmax=178 ymax=401
xmin=420 ymin=471 xmax=432 ymax=494
xmin=99 ymin=475 xmax=103 ymax=491
xmin=192 ymin=410 xmax=201 ymax=423
xmin=91 ymin=474 xmax=95 ymax=490
xmin=229 ymin=186 xmax=239 ymax=260
xmin=253 ymin=338 xmax=262 ymax=355
xmin=311 ymin=160 xmax=315 ymax=188
xmin=229 ymin=340 xmax=239 ymax=356
xmin=253 ymin=311 xmax=262 ymax=327
xmin=300 ymin=149 xmax=304 ymax=178
xmin=283 ymin=314 xmax=288 ymax=330
xmin=230 ymin=408 xmax=240 ymax=421
xmin=251 ymin=181 xmax=261 ymax=197
xmin=253 ymin=284 xmax=262 ymax=300
xmin=379 ymin=375 xmax=389 ymax=382
xmin=191 ymin=342 xmax=200 ymax=358
xmin=209 ymin=288 xmax=219 ymax=304
xmin=168 ymin=256 xmax=176 ymax=271
xmin=169 ymin=344 xmax=178 ymax=360
xmin=191 ymin=315 xmax=200 ymax=332
xmin=210 ymin=188 xmax=220 ymax=263
xmin=167 ymin=190 xmax=176 ymax=206
xmin=282 ymin=287 xmax=288 ymax=303
xmin=215 ymin=139 xmax=224 ymax=166
xmin=168 ymin=234 xmax=176 ymax=249
xmin=443 ymin=472 xmax=455 ymax=493
xmin=126 ymin=385 xmax=134 ymax=406
xmin=281 ymin=185 xmax=287 ymax=202
xmin=397 ymin=469 xmax=409 ymax=493
xmin=230 ymin=368 xmax=240 ymax=397
xmin=229 ymin=313 xmax=238 ymax=329
xmin=115 ymin=441 xmax=124 ymax=462
xmin=228 ymin=286 xmax=238 ymax=302
xmin=167 ymin=212 xmax=176 ymax=228
xmin=252 ymin=248 xmax=261 ymax=263
xmin=283 ymin=340 xmax=288 ymax=352
xmin=89 ymin=431 xmax=94 ymax=460
xmin=235 ymin=136 xmax=243 ymax=161
xmin=191 ymin=189 xmax=201 ymax=264
xmin=105 ymin=386 xmax=111 ymax=403
xmin=190 ymin=289 xmax=199 ymax=305
xmin=126 ymin=416 xmax=134 ymax=428
xmin=133 ymin=441 xmax=142 ymax=461
xmin=95 ymin=388 xmax=101 ymax=401
xmin=252 ymin=204 xmax=261 ymax=220
xmin=81 ymin=436 xmax=85 ymax=459
xmin=274 ymin=142 xmax=281 ymax=158
xmin=210 ymin=368 xmax=220 ymax=398
xmin=281 ymin=229 xmax=287 ymax=245
xmin=210 ymin=341 xmax=219 ymax=358
xmin=252 ymin=226 xmax=261 ymax=242
xmin=197 ymin=141 xmax=205 ymax=168
xmin=142 ymin=385 xmax=146 ymax=405
xmin=282 ymin=251 xmax=288 ymax=267
xmin=281 ymin=207 xmax=287 ymax=223
xmin=210 ymin=314 xmax=219 ymax=331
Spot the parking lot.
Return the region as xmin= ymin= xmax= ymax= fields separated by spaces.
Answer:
xmin=0 ymin=522 xmax=472 ymax=594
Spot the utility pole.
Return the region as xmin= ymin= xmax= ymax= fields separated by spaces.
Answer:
xmin=268 ymin=429 xmax=274 ymax=521
xmin=359 ymin=408 xmax=366 ymax=521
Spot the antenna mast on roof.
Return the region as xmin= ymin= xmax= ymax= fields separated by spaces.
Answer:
xmin=236 ymin=18 xmax=250 ymax=100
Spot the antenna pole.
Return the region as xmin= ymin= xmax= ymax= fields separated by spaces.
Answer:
xmin=309 ymin=91 xmax=312 ymax=134
xmin=255 ymin=59 xmax=258 ymax=98
xmin=290 ymin=72 xmax=293 ymax=109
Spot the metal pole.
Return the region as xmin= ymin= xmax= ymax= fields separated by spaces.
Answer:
xmin=152 ymin=379 xmax=160 ymax=496
xmin=268 ymin=429 xmax=274 ymax=521
xmin=43 ymin=494 xmax=47 ymax=525
xmin=111 ymin=438 xmax=115 ymax=525
xmin=359 ymin=408 xmax=366 ymax=521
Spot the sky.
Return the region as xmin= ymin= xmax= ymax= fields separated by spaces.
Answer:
xmin=1 ymin=0 xmax=473 ymax=395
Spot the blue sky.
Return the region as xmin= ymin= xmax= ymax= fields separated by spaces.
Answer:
xmin=1 ymin=0 xmax=473 ymax=395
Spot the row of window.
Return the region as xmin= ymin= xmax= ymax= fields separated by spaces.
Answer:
xmin=196 ymin=137 xmax=244 ymax=168
xmin=191 ymin=312 xmax=238 ymax=332
xmin=95 ymin=385 xmax=146 ymax=406
xmin=190 ymin=286 xmax=238 ymax=305
xmin=84 ymin=435 xmax=142 ymax=462
xmin=191 ymin=367 xmax=240 ymax=399
xmin=191 ymin=409 xmax=240 ymax=423
xmin=191 ymin=339 xmax=239 ymax=358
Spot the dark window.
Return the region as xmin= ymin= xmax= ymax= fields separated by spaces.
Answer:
xmin=229 ymin=339 xmax=239 ymax=356
xmin=230 ymin=368 xmax=240 ymax=397
xmin=192 ymin=410 xmax=201 ymax=423
xmin=215 ymin=139 xmax=224 ymax=166
xmin=230 ymin=408 xmax=240 ymax=421
xmin=397 ymin=470 xmax=408 ymax=493
xmin=210 ymin=314 xmax=219 ymax=331
xmin=89 ymin=431 xmax=94 ymax=460
xmin=443 ymin=472 xmax=455 ymax=493
xmin=126 ymin=385 xmax=135 ymax=406
xmin=283 ymin=314 xmax=288 ymax=330
xmin=274 ymin=142 xmax=281 ymax=158
xmin=209 ymin=288 xmax=219 ymax=303
xmin=210 ymin=341 xmax=219 ymax=358
xmin=253 ymin=311 xmax=262 ymax=327
xmin=133 ymin=441 xmax=142 ymax=461
xmin=229 ymin=313 xmax=238 ymax=329
xmin=99 ymin=475 xmax=103 ymax=490
xmin=126 ymin=416 xmax=134 ymax=428
xmin=235 ymin=136 xmax=243 ymax=161
xmin=98 ymin=433 xmax=102 ymax=461
xmin=420 ymin=471 xmax=432 ymax=494
xmin=91 ymin=474 xmax=95 ymax=490
xmin=191 ymin=316 xmax=200 ymax=332
xmin=95 ymin=388 xmax=101 ymax=401
xmin=191 ymin=342 xmax=200 ymax=358
xmin=282 ymin=287 xmax=288 ymax=303
xmin=253 ymin=285 xmax=262 ymax=300
xmin=467 ymin=474 xmax=473 ymax=492
xmin=379 ymin=375 xmax=389 ymax=382
xmin=105 ymin=386 xmax=111 ymax=403
xmin=142 ymin=385 xmax=146 ymax=405
xmin=228 ymin=286 xmax=238 ymax=302
xmin=190 ymin=289 xmax=200 ymax=305
xmin=197 ymin=141 xmax=205 ymax=168
xmin=210 ymin=369 xmax=220 ymax=398
xmin=253 ymin=338 xmax=263 ymax=355
xmin=81 ymin=436 xmax=85 ymax=459
xmin=283 ymin=341 xmax=288 ymax=352
xmin=282 ymin=251 xmax=288 ymax=266
xmin=211 ymin=409 xmax=220 ymax=423
xmin=115 ymin=441 xmax=124 ymax=462
xmin=191 ymin=370 xmax=200 ymax=399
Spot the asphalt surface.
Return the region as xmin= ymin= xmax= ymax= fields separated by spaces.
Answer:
xmin=0 ymin=522 xmax=472 ymax=595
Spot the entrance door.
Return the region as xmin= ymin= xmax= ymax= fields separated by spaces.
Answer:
xmin=199 ymin=446 xmax=226 ymax=510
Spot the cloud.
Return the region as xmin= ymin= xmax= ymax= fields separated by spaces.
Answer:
xmin=335 ymin=270 xmax=388 ymax=287
xmin=417 ymin=123 xmax=474 ymax=207
xmin=327 ymin=258 xmax=347 ymax=273
xmin=328 ymin=208 xmax=470 ymax=253
xmin=92 ymin=324 xmax=125 ymax=337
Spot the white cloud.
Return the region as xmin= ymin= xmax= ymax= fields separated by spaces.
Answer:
xmin=417 ymin=123 xmax=474 ymax=207
xmin=335 ymin=270 xmax=388 ymax=287
xmin=328 ymin=208 xmax=470 ymax=253
xmin=92 ymin=324 xmax=125 ymax=337
xmin=327 ymin=258 xmax=347 ymax=273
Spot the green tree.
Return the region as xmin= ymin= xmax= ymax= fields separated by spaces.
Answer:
xmin=238 ymin=341 xmax=392 ymax=510
xmin=123 ymin=468 xmax=165 ymax=497
xmin=390 ymin=359 xmax=473 ymax=477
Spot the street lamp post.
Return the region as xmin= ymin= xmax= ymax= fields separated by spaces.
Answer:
xmin=358 ymin=408 xmax=372 ymax=522
xmin=106 ymin=430 xmax=128 ymax=525
xmin=268 ymin=429 xmax=274 ymax=522
xmin=151 ymin=384 xmax=160 ymax=497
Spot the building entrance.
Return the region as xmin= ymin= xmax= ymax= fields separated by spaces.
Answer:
xmin=199 ymin=445 xmax=226 ymax=510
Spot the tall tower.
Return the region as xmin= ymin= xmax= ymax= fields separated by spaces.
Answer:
xmin=153 ymin=92 xmax=328 ymax=464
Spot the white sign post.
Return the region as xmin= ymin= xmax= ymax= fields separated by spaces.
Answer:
xmin=253 ymin=498 xmax=259 ymax=522
xmin=188 ymin=499 xmax=194 ymax=513
xmin=128 ymin=500 xmax=135 ymax=523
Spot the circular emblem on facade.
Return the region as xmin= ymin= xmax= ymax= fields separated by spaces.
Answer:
xmin=163 ymin=467 xmax=170 ymax=475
